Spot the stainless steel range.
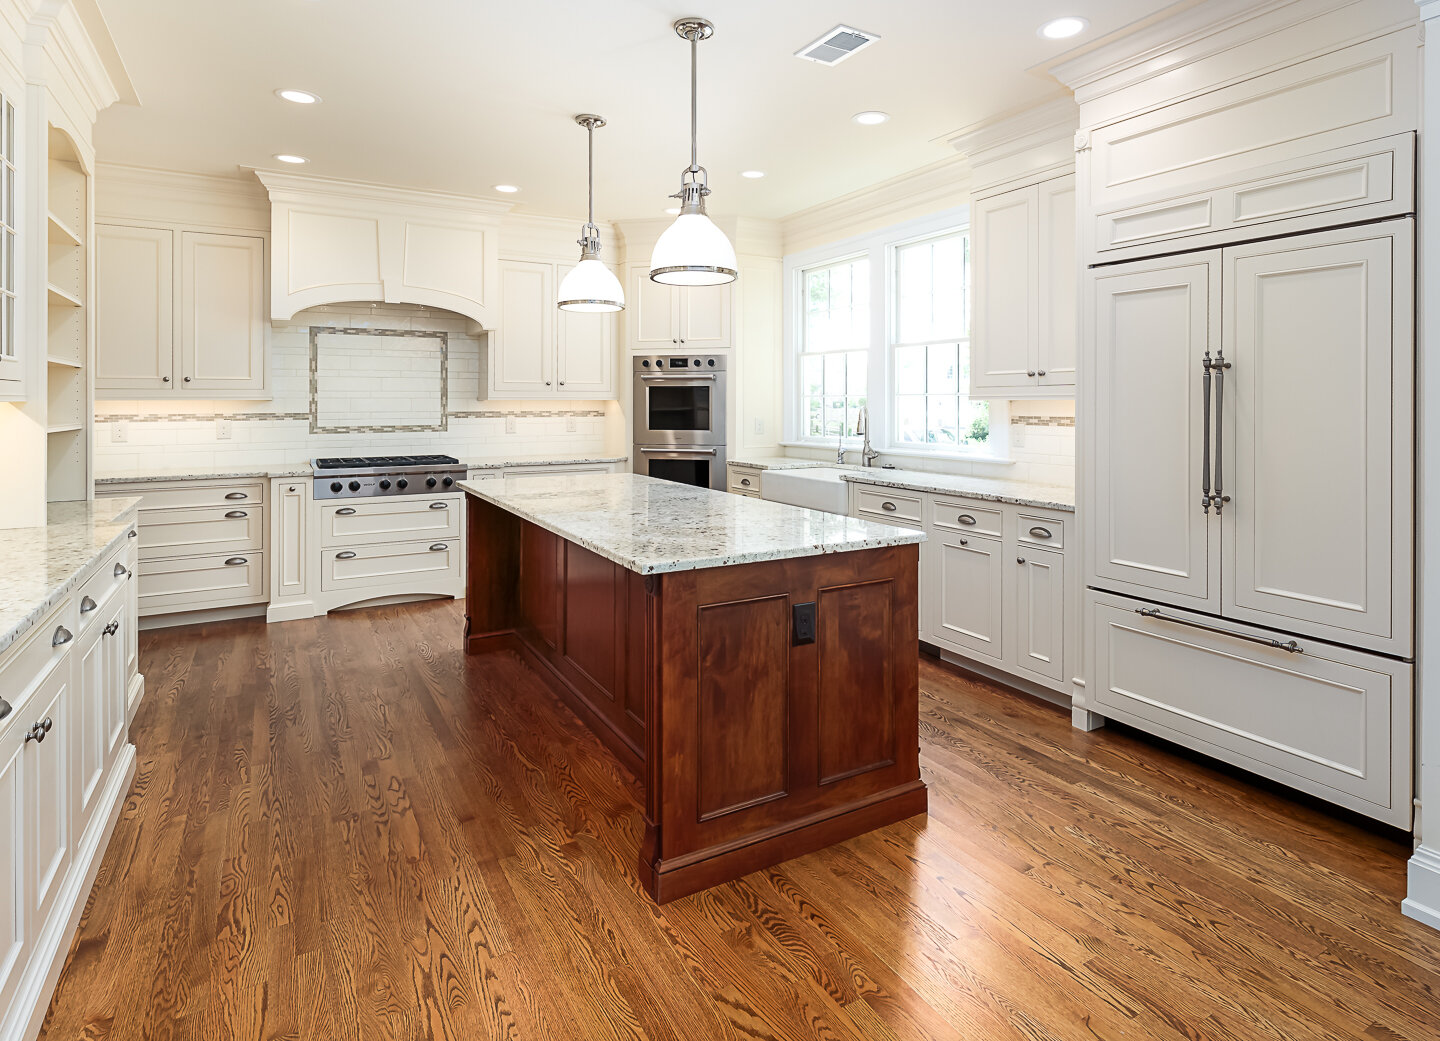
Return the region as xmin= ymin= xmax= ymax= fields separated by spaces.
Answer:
xmin=312 ymin=455 xmax=467 ymax=500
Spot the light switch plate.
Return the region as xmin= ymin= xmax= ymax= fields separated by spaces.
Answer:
xmin=566 ymin=416 xmax=577 ymax=433
xmin=753 ymin=418 xmax=765 ymax=435
xmin=505 ymin=416 xmax=517 ymax=435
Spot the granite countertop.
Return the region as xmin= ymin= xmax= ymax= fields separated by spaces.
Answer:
xmin=727 ymin=456 xmax=837 ymax=472
xmin=460 ymin=472 xmax=924 ymax=575
xmin=841 ymin=469 xmax=1074 ymax=512
xmin=0 ymin=497 xmax=142 ymax=655
xmin=94 ymin=456 xmax=629 ymax=485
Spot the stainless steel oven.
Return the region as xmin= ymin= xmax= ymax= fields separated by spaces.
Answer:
xmin=633 ymin=444 xmax=728 ymax=491
xmin=633 ymin=354 xmax=727 ymax=447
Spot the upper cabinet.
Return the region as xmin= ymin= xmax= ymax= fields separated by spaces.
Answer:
xmin=488 ymin=258 xmax=616 ymax=400
xmin=253 ymin=171 xmax=505 ymax=328
xmin=624 ymin=263 xmax=732 ymax=352
xmin=96 ymin=224 xmax=267 ymax=399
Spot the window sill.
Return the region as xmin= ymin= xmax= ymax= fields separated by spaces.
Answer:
xmin=779 ymin=441 xmax=1017 ymax=466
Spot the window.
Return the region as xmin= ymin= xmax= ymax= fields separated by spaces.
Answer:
xmin=0 ymin=97 xmax=13 ymax=369
xmin=891 ymin=231 xmax=989 ymax=450
xmin=798 ymin=256 xmax=868 ymax=439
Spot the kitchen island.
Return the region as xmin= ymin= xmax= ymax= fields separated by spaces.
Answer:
xmin=461 ymin=472 xmax=928 ymax=902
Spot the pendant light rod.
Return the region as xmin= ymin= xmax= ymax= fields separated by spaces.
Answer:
xmin=573 ymin=113 xmax=606 ymax=255
xmin=689 ymin=26 xmax=698 ymax=173
xmin=558 ymin=114 xmax=625 ymax=311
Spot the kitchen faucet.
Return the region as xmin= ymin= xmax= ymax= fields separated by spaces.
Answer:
xmin=856 ymin=407 xmax=880 ymax=467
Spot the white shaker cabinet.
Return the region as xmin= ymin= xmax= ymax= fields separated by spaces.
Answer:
xmin=1013 ymin=547 xmax=1066 ymax=686
xmin=96 ymin=224 xmax=268 ymax=399
xmin=624 ymin=264 xmax=731 ymax=352
xmin=488 ymin=258 xmax=616 ymax=400
xmin=926 ymin=531 xmax=1006 ymax=665
xmin=970 ymin=173 xmax=1076 ymax=398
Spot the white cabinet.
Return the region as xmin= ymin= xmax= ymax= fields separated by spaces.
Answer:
xmin=970 ymin=174 xmax=1076 ymax=398
xmin=1013 ymin=548 xmax=1065 ymax=685
xmin=268 ymin=479 xmax=313 ymax=624
xmin=0 ymin=721 xmax=24 ymax=1017
xmin=624 ymin=264 xmax=731 ymax=351
xmin=488 ymin=259 xmax=616 ymax=400
xmin=24 ymin=662 xmax=71 ymax=942
xmin=926 ymin=531 xmax=1006 ymax=664
xmin=96 ymin=224 xmax=268 ymax=399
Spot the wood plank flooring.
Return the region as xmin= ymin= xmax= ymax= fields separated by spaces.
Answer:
xmin=36 ymin=600 xmax=1440 ymax=1041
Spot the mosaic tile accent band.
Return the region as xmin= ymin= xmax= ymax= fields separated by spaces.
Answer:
xmin=310 ymin=326 xmax=450 ymax=434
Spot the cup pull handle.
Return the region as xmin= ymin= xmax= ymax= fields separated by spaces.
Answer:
xmin=336 ymin=551 xmax=357 ymax=560
xmin=80 ymin=596 xmax=97 ymax=614
xmin=880 ymin=501 xmax=897 ymax=512
xmin=429 ymin=502 xmax=448 ymax=509
xmin=958 ymin=515 xmax=977 ymax=525
xmin=52 ymin=625 xmax=73 ymax=647
xmin=335 ymin=507 xmax=357 ymax=515
xmin=225 ymin=510 xmax=248 ymax=519
xmin=1028 ymin=526 xmax=1052 ymax=539
xmin=224 ymin=557 xmax=247 ymax=566
xmin=224 ymin=492 xmax=248 ymax=500
xmin=429 ymin=543 xmax=449 ymax=552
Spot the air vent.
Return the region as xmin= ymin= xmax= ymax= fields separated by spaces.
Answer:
xmin=794 ymin=24 xmax=879 ymax=66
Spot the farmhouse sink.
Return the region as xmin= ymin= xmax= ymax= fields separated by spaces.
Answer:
xmin=760 ymin=467 xmax=851 ymax=516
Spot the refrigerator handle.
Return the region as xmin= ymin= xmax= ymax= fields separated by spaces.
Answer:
xmin=1201 ymin=351 xmax=1213 ymax=514
xmin=1213 ymin=350 xmax=1232 ymax=515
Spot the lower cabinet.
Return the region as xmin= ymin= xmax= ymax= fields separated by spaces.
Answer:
xmin=926 ymin=532 xmax=1006 ymax=665
xmin=1013 ymin=548 xmax=1065 ymax=685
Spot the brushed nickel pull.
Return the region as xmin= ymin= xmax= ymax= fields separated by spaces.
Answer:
xmin=183 ymin=376 xmax=192 ymax=383
xmin=881 ymin=501 xmax=897 ymax=512
xmin=336 ymin=551 xmax=357 ymax=560
xmin=1135 ymin=607 xmax=1301 ymax=653
xmin=1028 ymin=526 xmax=1052 ymax=539
xmin=429 ymin=543 xmax=448 ymax=551
xmin=1037 ymin=369 xmax=1047 ymax=377
xmin=224 ymin=557 xmax=247 ymax=566
xmin=1201 ymin=350 xmax=1213 ymax=514
xmin=224 ymin=492 xmax=248 ymax=500
xmin=225 ymin=510 xmax=248 ymax=519
xmin=740 ymin=478 xmax=751 ymax=486
xmin=128 ymin=529 xmax=138 ymax=538
xmin=1213 ymin=350 xmax=1231 ymax=515
xmin=1017 ymin=557 xmax=1026 ymax=564
xmin=162 ymin=375 xmax=170 ymax=382
xmin=103 ymin=620 xmax=119 ymax=637
xmin=958 ymin=538 xmax=968 ymax=546
xmin=335 ymin=507 xmax=357 ymax=515
xmin=52 ymin=625 xmax=73 ymax=647
xmin=288 ymin=485 xmax=297 ymax=492
xmin=113 ymin=563 xmax=130 ymax=579
xmin=429 ymin=502 xmax=448 ymax=509
xmin=1027 ymin=370 xmax=1037 ymax=377
xmin=957 ymin=514 xmax=977 ymax=525
xmin=80 ymin=596 xmax=97 ymax=614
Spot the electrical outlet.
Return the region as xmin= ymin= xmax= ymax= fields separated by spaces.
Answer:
xmin=110 ymin=420 xmax=128 ymax=444
xmin=752 ymin=417 xmax=765 ymax=435
xmin=566 ymin=415 xmax=577 ymax=433
xmin=505 ymin=416 xmax=517 ymax=435
xmin=1012 ymin=424 xmax=1027 ymax=449
xmin=216 ymin=418 xmax=233 ymax=440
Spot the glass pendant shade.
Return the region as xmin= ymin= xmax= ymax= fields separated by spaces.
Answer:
xmin=650 ymin=213 xmax=737 ymax=286
xmin=557 ymin=257 xmax=625 ymax=312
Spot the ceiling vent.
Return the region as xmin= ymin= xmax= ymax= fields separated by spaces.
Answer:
xmin=794 ymin=24 xmax=879 ymax=66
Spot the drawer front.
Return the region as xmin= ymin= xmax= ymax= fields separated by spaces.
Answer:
xmin=136 ymin=505 xmax=263 ymax=560
xmin=0 ymin=601 xmax=73 ymax=716
xmin=930 ymin=498 xmax=1003 ymax=538
xmin=727 ymin=466 xmax=761 ymax=494
xmin=137 ymin=551 xmax=266 ymax=615
xmin=128 ymin=481 xmax=265 ymax=512
xmin=74 ymin=541 xmax=133 ymax=630
xmin=1015 ymin=512 xmax=1065 ymax=550
xmin=321 ymin=539 xmax=460 ymax=592
xmin=925 ymin=532 xmax=1006 ymax=664
xmin=854 ymin=487 xmax=923 ymax=527
xmin=320 ymin=496 xmax=461 ymax=548
xmin=1089 ymin=593 xmax=1412 ymax=827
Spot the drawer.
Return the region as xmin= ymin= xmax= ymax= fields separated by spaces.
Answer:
xmin=321 ymin=539 xmax=460 ymax=592
xmin=728 ymin=466 xmax=761 ymax=494
xmin=137 ymin=551 xmax=266 ymax=615
xmin=75 ymin=541 xmax=134 ymax=629
xmin=1015 ymin=513 xmax=1065 ymax=550
xmin=930 ymin=498 xmax=1003 ymax=538
xmin=731 ymin=489 xmax=761 ymax=499
xmin=1088 ymin=592 xmax=1412 ymax=828
xmin=320 ymin=495 xmax=461 ymax=548
xmin=0 ymin=601 xmax=73 ymax=718
xmin=129 ymin=480 xmax=265 ymax=512
xmin=853 ymin=487 xmax=923 ymax=527
xmin=136 ymin=504 xmax=264 ymax=560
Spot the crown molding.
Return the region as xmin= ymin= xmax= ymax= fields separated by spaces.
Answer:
xmin=65 ymin=0 xmax=136 ymax=105
xmin=247 ymin=168 xmax=516 ymax=218
xmin=944 ymin=95 xmax=1078 ymax=159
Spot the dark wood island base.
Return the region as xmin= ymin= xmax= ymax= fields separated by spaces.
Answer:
xmin=464 ymin=492 xmax=928 ymax=903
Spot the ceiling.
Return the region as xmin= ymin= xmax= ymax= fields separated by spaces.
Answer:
xmin=93 ymin=0 xmax=1182 ymax=222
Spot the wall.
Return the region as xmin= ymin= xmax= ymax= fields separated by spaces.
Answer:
xmin=92 ymin=301 xmax=615 ymax=474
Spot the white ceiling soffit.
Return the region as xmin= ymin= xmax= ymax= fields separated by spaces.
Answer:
xmin=92 ymin=1 xmax=1185 ymax=222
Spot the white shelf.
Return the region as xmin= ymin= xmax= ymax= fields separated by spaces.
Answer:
xmin=47 ymin=211 xmax=81 ymax=248
xmin=46 ymin=354 xmax=82 ymax=369
xmin=46 ymin=423 xmax=83 ymax=434
xmin=46 ymin=283 xmax=82 ymax=308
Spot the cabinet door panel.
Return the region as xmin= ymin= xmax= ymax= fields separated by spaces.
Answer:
xmin=626 ymin=265 xmax=678 ymax=351
xmin=0 ymin=726 xmax=26 ymax=1015
xmin=1222 ymin=222 xmax=1412 ymax=654
xmin=1013 ymin=547 xmax=1065 ymax=686
xmin=971 ymin=188 xmax=1036 ymax=393
xmin=677 ymin=284 xmax=731 ymax=349
xmin=1088 ymin=254 xmax=1219 ymax=610
xmin=271 ymin=481 xmax=309 ymax=605
xmin=180 ymin=233 xmax=266 ymax=394
xmin=926 ymin=533 xmax=1005 ymax=664
xmin=556 ymin=265 xmax=616 ymax=397
xmin=104 ymin=600 xmax=129 ymax=764
xmin=95 ymin=224 xmax=173 ymax=394
xmin=490 ymin=260 xmax=553 ymax=396
xmin=74 ymin=622 xmax=107 ymax=839
xmin=1037 ymin=176 xmax=1077 ymax=388
xmin=25 ymin=663 xmax=71 ymax=939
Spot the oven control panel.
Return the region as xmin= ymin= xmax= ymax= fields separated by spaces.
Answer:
xmin=634 ymin=354 xmax=727 ymax=371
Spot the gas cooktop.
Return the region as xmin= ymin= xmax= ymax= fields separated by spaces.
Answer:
xmin=311 ymin=455 xmax=467 ymax=500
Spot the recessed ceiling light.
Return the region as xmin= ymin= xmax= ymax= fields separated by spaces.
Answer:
xmin=275 ymin=88 xmax=321 ymax=105
xmin=493 ymin=184 xmax=520 ymax=193
xmin=740 ymin=170 xmax=765 ymax=179
xmin=1038 ymin=16 xmax=1089 ymax=39
xmin=852 ymin=110 xmax=889 ymax=126
xmin=664 ymin=207 xmax=681 ymax=215
xmin=273 ymin=154 xmax=308 ymax=164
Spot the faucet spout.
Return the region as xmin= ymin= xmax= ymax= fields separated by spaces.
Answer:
xmin=857 ymin=406 xmax=880 ymax=467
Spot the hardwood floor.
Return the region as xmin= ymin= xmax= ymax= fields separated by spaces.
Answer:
xmin=37 ymin=600 xmax=1440 ymax=1041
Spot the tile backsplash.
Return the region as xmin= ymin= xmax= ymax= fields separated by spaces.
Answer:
xmin=93 ymin=303 xmax=619 ymax=474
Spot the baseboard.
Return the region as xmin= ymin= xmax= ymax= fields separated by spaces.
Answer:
xmin=139 ymin=603 xmax=267 ymax=631
xmin=5 ymin=743 xmax=136 ymax=1041
xmin=1403 ymin=844 xmax=1440 ymax=931
xmin=125 ymin=670 xmax=145 ymax=728
xmin=266 ymin=599 xmax=316 ymax=623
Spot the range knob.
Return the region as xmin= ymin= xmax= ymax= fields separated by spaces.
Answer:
xmin=442 ymin=476 xmax=454 ymax=487
xmin=425 ymin=476 xmax=438 ymax=488
xmin=396 ymin=478 xmax=408 ymax=489
xmin=379 ymin=479 xmax=392 ymax=490
xmin=348 ymin=480 xmax=361 ymax=492
xmin=330 ymin=481 xmax=343 ymax=493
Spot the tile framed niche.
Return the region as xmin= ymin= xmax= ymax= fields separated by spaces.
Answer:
xmin=309 ymin=326 xmax=449 ymax=434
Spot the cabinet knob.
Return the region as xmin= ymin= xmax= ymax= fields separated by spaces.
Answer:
xmin=545 ymin=380 xmax=552 ymax=386
xmin=183 ymin=376 xmax=192 ymax=383
xmin=1017 ymin=557 xmax=1027 ymax=565
xmin=1027 ymin=370 xmax=1037 ymax=377
xmin=1037 ymin=369 xmax=1047 ymax=377
xmin=558 ymin=380 xmax=565 ymax=386
xmin=958 ymin=538 xmax=968 ymax=546
xmin=288 ymin=485 xmax=297 ymax=492
xmin=103 ymin=620 xmax=120 ymax=637
xmin=162 ymin=376 xmax=171 ymax=383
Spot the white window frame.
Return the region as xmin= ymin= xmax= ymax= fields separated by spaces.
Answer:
xmin=782 ymin=207 xmax=1009 ymax=462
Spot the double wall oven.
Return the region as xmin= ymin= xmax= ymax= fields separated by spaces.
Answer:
xmin=632 ymin=354 xmax=727 ymax=490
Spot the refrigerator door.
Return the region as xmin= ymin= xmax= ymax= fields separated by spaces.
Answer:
xmin=1086 ymin=252 xmax=1221 ymax=611
xmin=1220 ymin=220 xmax=1414 ymax=657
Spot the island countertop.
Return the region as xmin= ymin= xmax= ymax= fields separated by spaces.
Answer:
xmin=459 ymin=472 xmax=925 ymax=575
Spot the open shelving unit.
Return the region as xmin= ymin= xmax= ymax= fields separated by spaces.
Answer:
xmin=45 ymin=126 xmax=90 ymax=503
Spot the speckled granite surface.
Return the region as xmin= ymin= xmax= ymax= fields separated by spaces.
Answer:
xmin=460 ymin=473 xmax=924 ymax=575
xmin=842 ymin=469 xmax=1074 ymax=512
xmin=727 ymin=456 xmax=834 ymax=472
xmin=94 ymin=456 xmax=629 ymax=485
xmin=0 ymin=497 xmax=142 ymax=655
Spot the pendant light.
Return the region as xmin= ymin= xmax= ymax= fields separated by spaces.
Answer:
xmin=649 ymin=18 xmax=737 ymax=287
xmin=557 ymin=114 xmax=626 ymax=312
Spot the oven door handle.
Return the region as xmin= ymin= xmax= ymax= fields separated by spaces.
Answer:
xmin=638 ymin=373 xmax=718 ymax=381
xmin=638 ymin=446 xmax=718 ymax=455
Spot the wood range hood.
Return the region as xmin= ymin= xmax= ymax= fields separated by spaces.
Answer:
xmin=250 ymin=168 xmax=511 ymax=327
